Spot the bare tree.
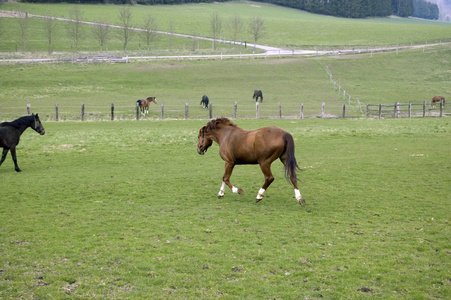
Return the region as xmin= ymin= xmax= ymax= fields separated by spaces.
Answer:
xmin=142 ymin=14 xmax=159 ymax=51
xmin=92 ymin=17 xmax=111 ymax=52
xmin=44 ymin=16 xmax=58 ymax=54
xmin=66 ymin=6 xmax=85 ymax=52
xmin=17 ymin=10 xmax=29 ymax=52
xmin=227 ymin=15 xmax=243 ymax=45
xmin=167 ymin=19 xmax=175 ymax=50
xmin=117 ymin=6 xmax=134 ymax=52
xmin=248 ymin=16 xmax=266 ymax=49
xmin=210 ymin=12 xmax=222 ymax=50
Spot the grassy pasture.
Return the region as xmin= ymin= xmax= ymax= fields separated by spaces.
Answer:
xmin=0 ymin=118 xmax=450 ymax=299
xmin=1 ymin=1 xmax=451 ymax=54
xmin=1 ymin=44 xmax=450 ymax=121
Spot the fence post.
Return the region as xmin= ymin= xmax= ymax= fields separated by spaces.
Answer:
xmin=161 ymin=102 xmax=164 ymax=119
xmin=136 ymin=102 xmax=140 ymax=120
xmin=111 ymin=103 xmax=114 ymax=121
xmin=234 ymin=102 xmax=237 ymax=118
xmin=256 ymin=102 xmax=259 ymax=118
xmin=27 ymin=104 xmax=31 ymax=115
xmin=394 ymin=102 xmax=398 ymax=118
xmin=55 ymin=104 xmax=59 ymax=121
xmin=378 ymin=104 xmax=382 ymax=119
xmin=185 ymin=102 xmax=189 ymax=119
xmin=408 ymin=101 xmax=412 ymax=118
xmin=209 ymin=102 xmax=213 ymax=119
xmin=440 ymin=100 xmax=443 ymax=117
xmin=279 ymin=102 xmax=282 ymax=118
xmin=423 ymin=101 xmax=426 ymax=118
xmin=81 ymin=103 xmax=85 ymax=121
xmin=321 ymin=102 xmax=325 ymax=118
xmin=366 ymin=104 xmax=369 ymax=117
xmin=342 ymin=103 xmax=346 ymax=119
xmin=300 ymin=103 xmax=304 ymax=119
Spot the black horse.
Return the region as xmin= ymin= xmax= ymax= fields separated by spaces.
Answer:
xmin=253 ymin=90 xmax=263 ymax=102
xmin=200 ymin=95 xmax=209 ymax=109
xmin=0 ymin=114 xmax=45 ymax=172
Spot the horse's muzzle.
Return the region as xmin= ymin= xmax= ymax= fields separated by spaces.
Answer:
xmin=197 ymin=146 xmax=206 ymax=155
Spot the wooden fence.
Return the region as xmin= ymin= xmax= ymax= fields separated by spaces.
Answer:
xmin=366 ymin=100 xmax=448 ymax=118
xmin=1 ymin=100 xmax=448 ymax=122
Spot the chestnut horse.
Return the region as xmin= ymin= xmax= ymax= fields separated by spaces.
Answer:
xmin=137 ymin=97 xmax=157 ymax=115
xmin=253 ymin=90 xmax=263 ymax=102
xmin=430 ymin=96 xmax=445 ymax=108
xmin=197 ymin=117 xmax=305 ymax=206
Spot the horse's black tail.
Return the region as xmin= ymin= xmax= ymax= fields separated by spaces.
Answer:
xmin=283 ymin=133 xmax=300 ymax=187
xmin=137 ymin=100 xmax=142 ymax=105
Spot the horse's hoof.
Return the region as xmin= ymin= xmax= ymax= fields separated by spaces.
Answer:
xmin=238 ymin=188 xmax=244 ymax=195
xmin=298 ymin=198 xmax=306 ymax=206
xmin=256 ymin=198 xmax=263 ymax=203
xmin=15 ymin=169 xmax=22 ymax=172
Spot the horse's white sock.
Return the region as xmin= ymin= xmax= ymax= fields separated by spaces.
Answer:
xmin=295 ymin=189 xmax=302 ymax=200
xmin=218 ymin=182 xmax=225 ymax=197
xmin=257 ymin=188 xmax=265 ymax=200
xmin=232 ymin=186 xmax=239 ymax=194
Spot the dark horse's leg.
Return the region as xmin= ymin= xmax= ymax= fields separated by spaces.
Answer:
xmin=1 ymin=147 xmax=21 ymax=172
xmin=0 ymin=148 xmax=9 ymax=167
xmin=218 ymin=162 xmax=244 ymax=197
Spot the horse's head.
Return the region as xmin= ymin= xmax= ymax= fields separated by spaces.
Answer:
xmin=147 ymin=97 xmax=157 ymax=104
xmin=32 ymin=114 xmax=45 ymax=135
xmin=197 ymin=126 xmax=212 ymax=155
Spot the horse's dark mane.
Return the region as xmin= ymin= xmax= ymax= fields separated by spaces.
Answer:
xmin=0 ymin=115 xmax=34 ymax=129
xmin=205 ymin=117 xmax=236 ymax=131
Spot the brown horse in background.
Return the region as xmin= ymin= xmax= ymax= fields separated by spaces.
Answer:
xmin=197 ymin=117 xmax=305 ymax=206
xmin=137 ymin=97 xmax=157 ymax=115
xmin=430 ymin=96 xmax=445 ymax=108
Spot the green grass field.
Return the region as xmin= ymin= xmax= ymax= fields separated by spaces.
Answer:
xmin=0 ymin=118 xmax=450 ymax=299
xmin=1 ymin=2 xmax=451 ymax=299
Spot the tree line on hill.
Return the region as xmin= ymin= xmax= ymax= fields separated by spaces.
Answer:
xmin=17 ymin=0 xmax=440 ymax=20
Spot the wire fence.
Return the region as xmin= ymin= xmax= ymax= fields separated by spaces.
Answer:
xmin=0 ymin=100 xmax=449 ymax=122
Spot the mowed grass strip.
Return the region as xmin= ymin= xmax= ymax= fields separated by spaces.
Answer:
xmin=0 ymin=118 xmax=449 ymax=298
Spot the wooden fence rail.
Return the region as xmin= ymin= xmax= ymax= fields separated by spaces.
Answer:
xmin=0 ymin=101 xmax=448 ymax=122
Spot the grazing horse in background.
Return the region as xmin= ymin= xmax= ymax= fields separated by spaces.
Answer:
xmin=197 ymin=117 xmax=305 ymax=206
xmin=253 ymin=90 xmax=263 ymax=102
xmin=430 ymin=96 xmax=445 ymax=108
xmin=200 ymin=95 xmax=209 ymax=109
xmin=0 ymin=114 xmax=45 ymax=172
xmin=137 ymin=97 xmax=157 ymax=115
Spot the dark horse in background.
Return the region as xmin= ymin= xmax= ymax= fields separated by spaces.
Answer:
xmin=0 ymin=114 xmax=45 ymax=172
xmin=137 ymin=97 xmax=157 ymax=116
xmin=253 ymin=90 xmax=263 ymax=102
xmin=430 ymin=96 xmax=445 ymax=108
xmin=197 ymin=117 xmax=305 ymax=206
xmin=200 ymin=95 xmax=209 ymax=109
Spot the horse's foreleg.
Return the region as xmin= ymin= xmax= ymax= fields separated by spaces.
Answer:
xmin=10 ymin=147 xmax=21 ymax=172
xmin=218 ymin=162 xmax=244 ymax=197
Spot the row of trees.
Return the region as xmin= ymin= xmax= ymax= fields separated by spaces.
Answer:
xmin=18 ymin=0 xmax=441 ymax=19
xmin=9 ymin=5 xmax=267 ymax=53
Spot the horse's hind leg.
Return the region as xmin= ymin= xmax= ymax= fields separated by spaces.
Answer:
xmin=256 ymin=163 xmax=275 ymax=202
xmin=0 ymin=148 xmax=9 ymax=167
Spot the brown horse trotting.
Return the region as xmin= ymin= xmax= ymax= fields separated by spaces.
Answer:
xmin=197 ymin=117 xmax=305 ymax=206
xmin=253 ymin=90 xmax=263 ymax=102
xmin=430 ymin=96 xmax=445 ymax=108
xmin=137 ymin=97 xmax=157 ymax=115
